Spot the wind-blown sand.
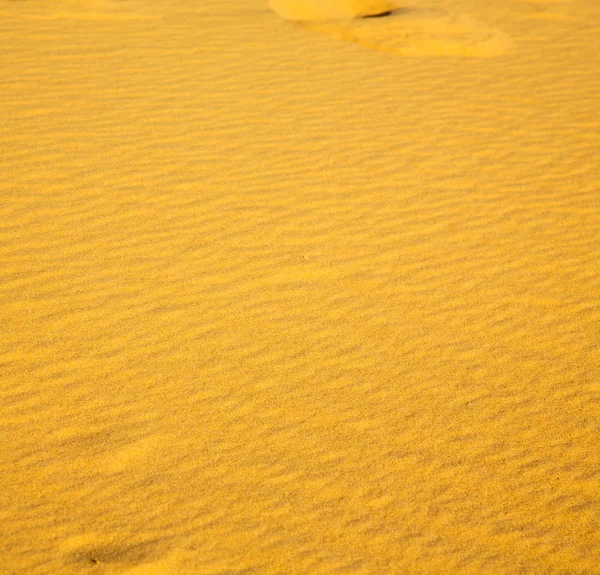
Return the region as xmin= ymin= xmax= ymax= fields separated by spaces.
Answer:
xmin=1 ymin=0 xmax=599 ymax=573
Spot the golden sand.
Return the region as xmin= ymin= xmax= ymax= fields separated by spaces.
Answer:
xmin=1 ymin=0 xmax=599 ymax=573
xmin=268 ymin=0 xmax=396 ymax=20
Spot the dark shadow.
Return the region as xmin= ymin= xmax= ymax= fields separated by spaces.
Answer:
xmin=361 ymin=7 xmax=411 ymax=19
xmin=362 ymin=11 xmax=393 ymax=19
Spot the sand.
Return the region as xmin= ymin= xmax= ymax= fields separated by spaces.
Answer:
xmin=1 ymin=0 xmax=599 ymax=573
xmin=268 ymin=0 xmax=397 ymax=20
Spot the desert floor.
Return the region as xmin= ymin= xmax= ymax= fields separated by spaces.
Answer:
xmin=1 ymin=0 xmax=599 ymax=573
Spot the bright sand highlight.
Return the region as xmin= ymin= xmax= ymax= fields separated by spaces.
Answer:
xmin=1 ymin=0 xmax=600 ymax=573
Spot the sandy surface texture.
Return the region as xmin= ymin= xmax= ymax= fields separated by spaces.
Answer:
xmin=268 ymin=0 xmax=396 ymax=20
xmin=1 ymin=0 xmax=599 ymax=573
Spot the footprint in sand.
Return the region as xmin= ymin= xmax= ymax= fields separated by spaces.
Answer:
xmin=269 ymin=0 xmax=512 ymax=57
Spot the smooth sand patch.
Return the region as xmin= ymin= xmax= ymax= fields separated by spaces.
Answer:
xmin=299 ymin=9 xmax=512 ymax=57
xmin=268 ymin=1 xmax=512 ymax=58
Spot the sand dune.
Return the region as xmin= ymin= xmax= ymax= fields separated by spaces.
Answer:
xmin=1 ymin=0 xmax=600 ymax=573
